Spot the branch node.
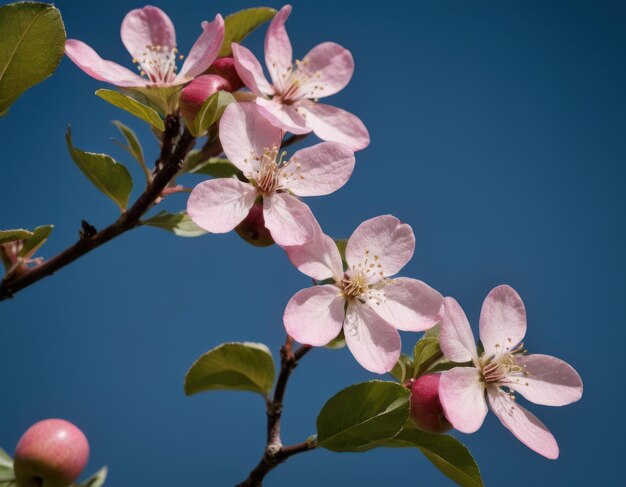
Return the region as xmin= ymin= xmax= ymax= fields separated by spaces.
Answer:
xmin=79 ymin=220 xmax=97 ymax=240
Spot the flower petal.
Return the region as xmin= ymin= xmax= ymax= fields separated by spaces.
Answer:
xmin=262 ymin=193 xmax=317 ymax=246
xmin=300 ymin=42 xmax=354 ymax=98
xmin=439 ymin=367 xmax=488 ymax=434
xmin=284 ymin=227 xmax=344 ymax=281
xmin=487 ymin=387 xmax=559 ymax=459
xmin=297 ymin=101 xmax=370 ymax=151
xmin=369 ymin=277 xmax=443 ymax=332
xmin=176 ymin=15 xmax=225 ymax=82
xmin=232 ymin=43 xmax=274 ymax=96
xmin=284 ymin=285 xmax=345 ymax=346
xmin=509 ymin=354 xmax=583 ymax=407
xmin=440 ymin=296 xmax=478 ymax=363
xmin=65 ymin=40 xmax=147 ymax=87
xmin=345 ymin=215 xmax=415 ymax=282
xmin=479 ymin=285 xmax=527 ymax=358
xmin=219 ymin=102 xmax=283 ymax=173
xmin=187 ymin=179 xmax=256 ymax=233
xmin=256 ymin=98 xmax=310 ymax=134
xmin=121 ymin=6 xmax=176 ymax=60
xmin=264 ymin=5 xmax=293 ymax=90
xmin=344 ymin=301 xmax=401 ymax=374
xmin=282 ymin=142 xmax=355 ymax=196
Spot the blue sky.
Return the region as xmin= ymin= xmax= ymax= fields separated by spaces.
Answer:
xmin=1 ymin=0 xmax=624 ymax=485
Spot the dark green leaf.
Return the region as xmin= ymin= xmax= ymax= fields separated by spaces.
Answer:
xmin=185 ymin=342 xmax=275 ymax=396
xmin=220 ymin=7 xmax=277 ymax=57
xmin=112 ymin=121 xmax=144 ymax=166
xmin=66 ymin=128 xmax=133 ymax=211
xmin=387 ymin=426 xmax=483 ymax=487
xmin=0 ymin=229 xmax=33 ymax=245
xmin=18 ymin=225 xmax=53 ymax=258
xmin=0 ymin=2 xmax=66 ymax=115
xmin=96 ymin=89 xmax=165 ymax=131
xmin=412 ymin=332 xmax=443 ymax=378
xmin=389 ymin=353 xmax=414 ymax=383
xmin=75 ymin=467 xmax=107 ymax=487
xmin=142 ymin=211 xmax=207 ymax=237
xmin=190 ymin=91 xmax=235 ymax=136
xmin=317 ymin=381 xmax=410 ymax=453
xmin=183 ymin=151 xmax=240 ymax=178
xmin=334 ymin=239 xmax=348 ymax=268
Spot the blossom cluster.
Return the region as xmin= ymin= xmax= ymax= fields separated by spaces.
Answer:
xmin=64 ymin=2 xmax=583 ymax=465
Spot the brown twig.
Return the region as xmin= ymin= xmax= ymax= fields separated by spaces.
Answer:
xmin=0 ymin=116 xmax=200 ymax=302
xmin=236 ymin=337 xmax=315 ymax=487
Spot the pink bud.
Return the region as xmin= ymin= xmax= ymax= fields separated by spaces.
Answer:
xmin=207 ymin=57 xmax=244 ymax=91
xmin=14 ymin=419 xmax=90 ymax=487
xmin=179 ymin=74 xmax=231 ymax=123
xmin=235 ymin=202 xmax=274 ymax=247
xmin=408 ymin=374 xmax=452 ymax=434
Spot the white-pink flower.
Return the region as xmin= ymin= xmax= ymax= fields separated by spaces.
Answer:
xmin=65 ymin=6 xmax=224 ymax=88
xmin=187 ymin=102 xmax=355 ymax=246
xmin=231 ymin=5 xmax=370 ymax=151
xmin=284 ymin=215 xmax=443 ymax=373
xmin=438 ymin=286 xmax=583 ymax=459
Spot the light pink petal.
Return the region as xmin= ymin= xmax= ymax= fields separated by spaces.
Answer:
xmin=439 ymin=367 xmax=488 ymax=433
xmin=344 ymin=301 xmax=401 ymax=374
xmin=297 ymin=101 xmax=370 ymax=151
xmin=284 ymin=228 xmax=344 ymax=281
xmin=219 ymin=102 xmax=283 ymax=173
xmin=440 ymin=296 xmax=478 ymax=363
xmin=369 ymin=277 xmax=443 ymax=332
xmin=256 ymin=98 xmax=310 ymax=134
xmin=187 ymin=179 xmax=256 ymax=233
xmin=509 ymin=354 xmax=583 ymax=407
xmin=264 ymin=5 xmax=293 ymax=90
xmin=65 ymin=40 xmax=147 ymax=87
xmin=479 ymin=285 xmax=527 ymax=358
xmin=176 ymin=15 xmax=225 ymax=81
xmin=487 ymin=387 xmax=559 ymax=459
xmin=262 ymin=193 xmax=317 ymax=246
xmin=282 ymin=142 xmax=355 ymax=196
xmin=284 ymin=285 xmax=345 ymax=346
xmin=232 ymin=43 xmax=274 ymax=96
xmin=345 ymin=215 xmax=415 ymax=283
xmin=299 ymin=42 xmax=354 ymax=98
xmin=121 ymin=6 xmax=176 ymax=60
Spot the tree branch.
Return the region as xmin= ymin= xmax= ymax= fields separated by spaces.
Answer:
xmin=236 ymin=338 xmax=315 ymax=487
xmin=0 ymin=116 xmax=201 ymax=302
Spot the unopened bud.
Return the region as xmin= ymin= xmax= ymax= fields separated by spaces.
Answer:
xmin=179 ymin=74 xmax=231 ymax=124
xmin=408 ymin=374 xmax=452 ymax=434
xmin=207 ymin=57 xmax=244 ymax=91
xmin=235 ymin=202 xmax=274 ymax=247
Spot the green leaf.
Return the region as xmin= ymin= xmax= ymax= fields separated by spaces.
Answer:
xmin=18 ymin=225 xmax=53 ymax=258
xmin=190 ymin=91 xmax=235 ymax=137
xmin=66 ymin=128 xmax=133 ymax=211
xmin=220 ymin=7 xmax=277 ymax=57
xmin=185 ymin=342 xmax=275 ymax=397
xmin=388 ymin=426 xmax=483 ymax=487
xmin=334 ymin=239 xmax=348 ymax=268
xmin=0 ymin=2 xmax=66 ymax=116
xmin=112 ymin=121 xmax=144 ymax=166
xmin=183 ymin=151 xmax=240 ymax=178
xmin=142 ymin=211 xmax=207 ymax=238
xmin=75 ymin=467 xmax=108 ymax=487
xmin=317 ymin=381 xmax=410 ymax=453
xmin=325 ymin=330 xmax=346 ymax=349
xmin=0 ymin=448 xmax=14 ymax=485
xmin=96 ymin=89 xmax=165 ymax=131
xmin=389 ymin=353 xmax=414 ymax=383
xmin=0 ymin=229 xmax=33 ymax=245
xmin=412 ymin=332 xmax=443 ymax=378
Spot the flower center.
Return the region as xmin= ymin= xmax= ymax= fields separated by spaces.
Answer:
xmin=133 ymin=45 xmax=183 ymax=84
xmin=252 ymin=146 xmax=282 ymax=195
xmin=275 ymin=59 xmax=325 ymax=104
xmin=481 ymin=347 xmax=527 ymax=384
xmin=340 ymin=271 xmax=369 ymax=299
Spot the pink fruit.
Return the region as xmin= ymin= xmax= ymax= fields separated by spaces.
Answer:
xmin=14 ymin=419 xmax=90 ymax=487
xmin=409 ymin=374 xmax=452 ymax=434
xmin=207 ymin=57 xmax=244 ymax=91
xmin=235 ymin=202 xmax=274 ymax=247
xmin=179 ymin=74 xmax=231 ymax=123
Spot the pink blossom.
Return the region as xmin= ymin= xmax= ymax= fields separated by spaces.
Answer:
xmin=283 ymin=215 xmax=443 ymax=373
xmin=231 ymin=5 xmax=370 ymax=151
xmin=187 ymin=102 xmax=355 ymax=246
xmin=65 ymin=6 xmax=224 ymax=88
xmin=438 ymin=286 xmax=583 ymax=459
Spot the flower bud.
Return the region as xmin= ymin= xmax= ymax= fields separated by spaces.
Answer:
xmin=14 ymin=419 xmax=90 ymax=487
xmin=408 ymin=374 xmax=452 ymax=434
xmin=235 ymin=202 xmax=274 ymax=247
xmin=207 ymin=57 xmax=244 ymax=91
xmin=179 ymin=74 xmax=231 ymax=124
